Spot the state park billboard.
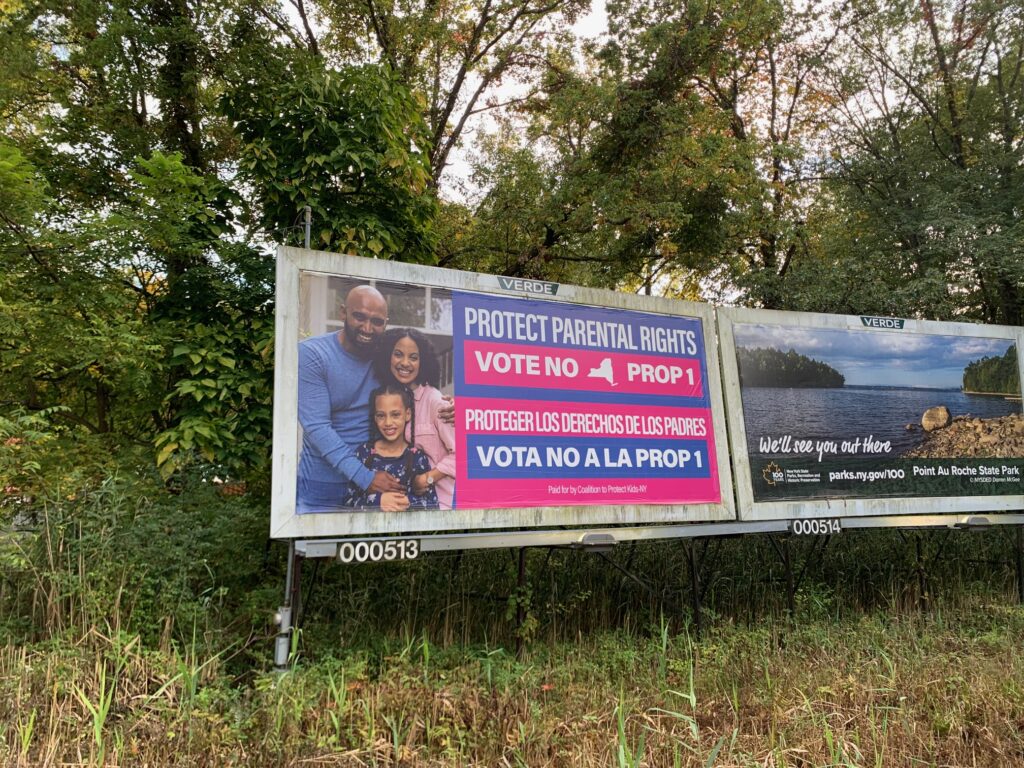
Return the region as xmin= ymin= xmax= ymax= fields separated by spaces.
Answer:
xmin=270 ymin=247 xmax=735 ymax=540
xmin=718 ymin=308 xmax=1024 ymax=521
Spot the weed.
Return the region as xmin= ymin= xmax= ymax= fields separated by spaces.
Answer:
xmin=16 ymin=708 xmax=36 ymax=761
xmin=73 ymin=661 xmax=115 ymax=765
xmin=6 ymin=468 xmax=1024 ymax=766
xmin=615 ymin=690 xmax=646 ymax=768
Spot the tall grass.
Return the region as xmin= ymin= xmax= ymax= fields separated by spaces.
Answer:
xmin=4 ymin=466 xmax=1024 ymax=765
xmin=5 ymin=602 xmax=1024 ymax=766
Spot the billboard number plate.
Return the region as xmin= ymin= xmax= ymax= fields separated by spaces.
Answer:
xmin=790 ymin=519 xmax=841 ymax=536
xmin=338 ymin=539 xmax=420 ymax=563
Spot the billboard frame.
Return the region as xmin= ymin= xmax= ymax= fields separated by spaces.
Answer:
xmin=271 ymin=246 xmax=737 ymax=541
xmin=291 ymin=512 xmax=1024 ymax=558
xmin=718 ymin=307 xmax=1024 ymax=522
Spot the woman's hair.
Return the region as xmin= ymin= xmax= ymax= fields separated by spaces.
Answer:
xmin=367 ymin=383 xmax=415 ymax=444
xmin=373 ymin=327 xmax=441 ymax=388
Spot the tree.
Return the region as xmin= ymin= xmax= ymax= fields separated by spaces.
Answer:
xmin=0 ymin=0 xmax=454 ymax=483
xmin=963 ymin=346 xmax=1020 ymax=394
xmin=691 ymin=0 xmax=854 ymax=308
xmin=447 ymin=0 xmax=776 ymax=298
xmin=818 ymin=0 xmax=1024 ymax=324
xmin=0 ymin=140 xmax=161 ymax=437
xmin=222 ymin=58 xmax=438 ymax=261
xmin=311 ymin=0 xmax=590 ymax=186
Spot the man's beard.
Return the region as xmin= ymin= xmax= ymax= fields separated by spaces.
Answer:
xmin=343 ymin=323 xmax=376 ymax=358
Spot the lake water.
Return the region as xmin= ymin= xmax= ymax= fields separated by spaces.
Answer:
xmin=742 ymin=386 xmax=1022 ymax=457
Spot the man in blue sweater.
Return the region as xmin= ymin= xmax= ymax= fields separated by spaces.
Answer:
xmin=296 ymin=285 xmax=408 ymax=513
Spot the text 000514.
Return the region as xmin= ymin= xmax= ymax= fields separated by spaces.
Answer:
xmin=790 ymin=519 xmax=841 ymax=536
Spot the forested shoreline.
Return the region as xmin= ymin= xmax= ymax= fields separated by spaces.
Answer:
xmin=736 ymin=347 xmax=845 ymax=388
xmin=963 ymin=347 xmax=1021 ymax=396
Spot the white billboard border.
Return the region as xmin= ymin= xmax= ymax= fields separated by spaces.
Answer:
xmin=271 ymin=246 xmax=737 ymax=540
xmin=718 ymin=306 xmax=1024 ymax=522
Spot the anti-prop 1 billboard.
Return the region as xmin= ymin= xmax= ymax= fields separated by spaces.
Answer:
xmin=271 ymin=247 xmax=735 ymax=540
xmin=719 ymin=308 xmax=1024 ymax=521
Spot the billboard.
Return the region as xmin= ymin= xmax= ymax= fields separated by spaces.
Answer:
xmin=719 ymin=308 xmax=1024 ymax=521
xmin=271 ymin=247 xmax=735 ymax=539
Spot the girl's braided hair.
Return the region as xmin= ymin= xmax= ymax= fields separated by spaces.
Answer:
xmin=364 ymin=384 xmax=418 ymax=481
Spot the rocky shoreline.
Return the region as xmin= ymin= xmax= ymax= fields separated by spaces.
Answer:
xmin=904 ymin=410 xmax=1024 ymax=459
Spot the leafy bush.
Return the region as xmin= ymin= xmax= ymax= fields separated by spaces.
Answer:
xmin=1 ymin=436 xmax=277 ymax=653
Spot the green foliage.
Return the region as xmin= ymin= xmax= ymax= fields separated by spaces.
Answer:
xmin=451 ymin=0 xmax=824 ymax=301
xmin=736 ymin=347 xmax=846 ymax=388
xmin=449 ymin=0 xmax=1024 ymax=322
xmin=0 ymin=143 xmax=274 ymax=482
xmin=98 ymin=151 xmax=275 ymax=480
xmin=0 ymin=150 xmax=161 ymax=437
xmin=817 ymin=0 xmax=1024 ymax=324
xmin=0 ymin=140 xmax=46 ymax=220
xmin=1 ymin=0 xmax=460 ymax=491
xmin=223 ymin=60 xmax=438 ymax=262
xmin=156 ymin=318 xmax=274 ymax=482
xmin=452 ymin=48 xmax=748 ymax=293
xmin=316 ymin=0 xmax=588 ymax=183
xmin=2 ymin=1 xmax=427 ymax=492
xmin=963 ymin=346 xmax=1020 ymax=396
xmin=1 ymin=450 xmax=272 ymax=647
xmin=0 ymin=410 xmax=77 ymax=508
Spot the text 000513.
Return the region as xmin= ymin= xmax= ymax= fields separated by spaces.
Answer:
xmin=338 ymin=539 xmax=420 ymax=563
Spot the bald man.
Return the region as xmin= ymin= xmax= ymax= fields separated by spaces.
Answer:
xmin=296 ymin=285 xmax=407 ymax=513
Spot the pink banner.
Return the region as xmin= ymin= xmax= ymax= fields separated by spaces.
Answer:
xmin=452 ymin=290 xmax=721 ymax=511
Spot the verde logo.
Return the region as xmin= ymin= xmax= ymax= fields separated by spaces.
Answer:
xmin=496 ymin=276 xmax=559 ymax=296
xmin=860 ymin=316 xmax=905 ymax=329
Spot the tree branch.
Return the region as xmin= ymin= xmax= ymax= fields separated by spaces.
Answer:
xmin=365 ymin=0 xmax=396 ymax=69
xmin=289 ymin=0 xmax=321 ymax=56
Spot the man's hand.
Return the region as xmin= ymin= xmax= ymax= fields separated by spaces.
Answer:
xmin=438 ymin=394 xmax=455 ymax=425
xmin=380 ymin=492 xmax=410 ymax=513
xmin=368 ymin=471 xmax=403 ymax=494
xmin=412 ymin=472 xmax=431 ymax=495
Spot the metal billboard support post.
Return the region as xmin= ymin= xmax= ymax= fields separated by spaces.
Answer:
xmin=896 ymin=527 xmax=954 ymax=612
xmin=684 ymin=539 xmax=703 ymax=640
xmin=915 ymin=534 xmax=928 ymax=611
xmin=917 ymin=528 xmax=954 ymax=614
xmin=764 ymin=532 xmax=834 ymax=622
xmin=514 ymin=547 xmax=528 ymax=659
xmin=274 ymin=540 xmax=303 ymax=671
xmin=593 ymin=550 xmax=682 ymax=615
xmin=793 ymin=535 xmax=832 ymax=596
xmin=783 ymin=537 xmax=795 ymax=617
xmin=767 ymin=535 xmax=796 ymax=617
xmin=291 ymin=545 xmax=305 ymax=628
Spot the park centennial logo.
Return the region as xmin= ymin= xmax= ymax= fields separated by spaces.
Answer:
xmin=762 ymin=461 xmax=784 ymax=486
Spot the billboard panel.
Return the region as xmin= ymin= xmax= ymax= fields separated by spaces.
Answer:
xmin=719 ymin=308 xmax=1024 ymax=521
xmin=271 ymin=247 xmax=735 ymax=539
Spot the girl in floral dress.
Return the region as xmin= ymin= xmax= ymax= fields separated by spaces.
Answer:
xmin=344 ymin=384 xmax=439 ymax=511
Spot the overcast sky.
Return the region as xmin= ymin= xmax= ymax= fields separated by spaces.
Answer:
xmin=734 ymin=324 xmax=1017 ymax=389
